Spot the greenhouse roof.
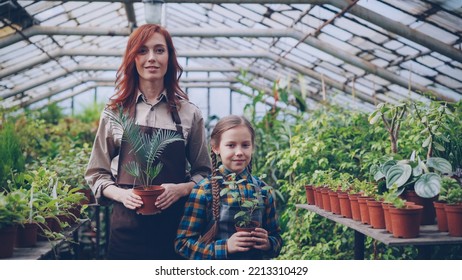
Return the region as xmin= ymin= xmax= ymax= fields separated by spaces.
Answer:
xmin=1 ymin=0 xmax=461 ymax=115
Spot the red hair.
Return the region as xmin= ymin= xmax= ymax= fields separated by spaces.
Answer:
xmin=109 ymin=24 xmax=188 ymax=111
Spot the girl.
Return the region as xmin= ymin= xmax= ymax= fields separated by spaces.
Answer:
xmin=175 ymin=115 xmax=282 ymax=259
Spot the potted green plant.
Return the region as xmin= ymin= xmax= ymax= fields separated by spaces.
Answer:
xmin=0 ymin=189 xmax=29 ymax=258
xmin=371 ymin=151 xmax=452 ymax=225
xmin=219 ymin=173 xmax=272 ymax=231
xmin=442 ymin=178 xmax=462 ymax=237
xmin=105 ymin=106 xmax=184 ymax=215
xmin=382 ymin=184 xmax=424 ymax=238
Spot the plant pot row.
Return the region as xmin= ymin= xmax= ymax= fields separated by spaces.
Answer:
xmin=305 ymin=185 xmax=462 ymax=238
xmin=0 ymin=210 xmax=81 ymax=259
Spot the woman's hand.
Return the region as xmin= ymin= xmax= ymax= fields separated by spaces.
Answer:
xmin=120 ymin=189 xmax=143 ymax=210
xmin=155 ymin=182 xmax=194 ymax=210
xmin=251 ymin=228 xmax=271 ymax=251
xmin=226 ymin=231 xmax=256 ymax=254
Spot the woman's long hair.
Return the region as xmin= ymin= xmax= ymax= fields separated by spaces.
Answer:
xmin=109 ymin=24 xmax=188 ymax=111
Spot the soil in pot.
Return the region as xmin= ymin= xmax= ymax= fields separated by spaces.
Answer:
xmin=235 ymin=221 xmax=260 ymax=233
xmin=133 ymin=185 xmax=165 ymax=215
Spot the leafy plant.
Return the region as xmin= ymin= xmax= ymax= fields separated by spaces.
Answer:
xmin=0 ymin=189 xmax=29 ymax=228
xmin=439 ymin=177 xmax=462 ymax=204
xmin=218 ymin=172 xmax=272 ymax=228
xmin=105 ymin=106 xmax=184 ymax=187
xmin=371 ymin=151 xmax=452 ymax=198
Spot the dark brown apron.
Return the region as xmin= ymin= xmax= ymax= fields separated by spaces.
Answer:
xmin=107 ymin=105 xmax=187 ymax=260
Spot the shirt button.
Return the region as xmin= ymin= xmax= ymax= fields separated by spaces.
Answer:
xmin=150 ymin=106 xmax=154 ymax=111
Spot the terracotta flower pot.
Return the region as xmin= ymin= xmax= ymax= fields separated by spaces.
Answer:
xmin=402 ymin=190 xmax=436 ymax=225
xmin=358 ymin=196 xmax=373 ymax=225
xmin=349 ymin=193 xmax=361 ymax=221
xmin=389 ymin=204 xmax=423 ymax=238
xmin=328 ymin=190 xmax=341 ymax=215
xmin=433 ymin=201 xmax=448 ymax=232
xmin=367 ymin=199 xmax=386 ymax=229
xmin=382 ymin=202 xmax=393 ymax=233
xmin=305 ymin=185 xmax=316 ymax=205
xmin=16 ymin=222 xmax=38 ymax=248
xmin=338 ymin=192 xmax=352 ymax=218
xmin=315 ymin=187 xmax=324 ymax=209
xmin=321 ymin=188 xmax=331 ymax=212
xmin=133 ymin=185 xmax=165 ymax=215
xmin=443 ymin=203 xmax=462 ymax=237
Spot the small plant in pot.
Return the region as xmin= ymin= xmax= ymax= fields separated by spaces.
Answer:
xmin=219 ymin=173 xmax=272 ymax=231
xmin=441 ymin=177 xmax=462 ymax=236
xmin=105 ymin=106 xmax=184 ymax=215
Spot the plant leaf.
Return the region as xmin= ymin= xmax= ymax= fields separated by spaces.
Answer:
xmin=414 ymin=173 xmax=441 ymax=198
xmin=427 ymin=157 xmax=452 ymax=174
xmin=386 ymin=164 xmax=412 ymax=189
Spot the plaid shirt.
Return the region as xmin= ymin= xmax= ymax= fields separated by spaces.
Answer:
xmin=175 ymin=166 xmax=283 ymax=259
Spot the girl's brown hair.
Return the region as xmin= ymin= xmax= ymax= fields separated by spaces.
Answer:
xmin=199 ymin=115 xmax=255 ymax=243
xmin=108 ymin=24 xmax=188 ymax=111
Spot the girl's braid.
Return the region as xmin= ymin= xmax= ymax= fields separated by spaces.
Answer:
xmin=198 ymin=150 xmax=220 ymax=243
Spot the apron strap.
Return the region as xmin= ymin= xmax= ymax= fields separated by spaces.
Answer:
xmin=170 ymin=104 xmax=183 ymax=136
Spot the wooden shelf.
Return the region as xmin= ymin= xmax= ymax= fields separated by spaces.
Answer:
xmin=296 ymin=204 xmax=462 ymax=246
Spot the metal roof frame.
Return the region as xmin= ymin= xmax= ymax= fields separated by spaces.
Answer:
xmin=1 ymin=0 xmax=461 ymax=116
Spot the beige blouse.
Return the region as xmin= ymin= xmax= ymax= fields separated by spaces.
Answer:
xmin=84 ymin=91 xmax=212 ymax=204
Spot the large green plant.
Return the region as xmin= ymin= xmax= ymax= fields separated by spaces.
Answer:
xmin=105 ymin=106 xmax=184 ymax=187
xmin=371 ymin=151 xmax=452 ymax=198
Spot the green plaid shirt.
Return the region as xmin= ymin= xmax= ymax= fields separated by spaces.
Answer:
xmin=175 ymin=166 xmax=282 ymax=259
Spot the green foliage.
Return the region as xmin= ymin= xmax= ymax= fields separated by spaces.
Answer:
xmin=371 ymin=151 xmax=452 ymax=198
xmin=218 ymin=173 xmax=271 ymax=228
xmin=0 ymin=189 xmax=29 ymax=228
xmin=0 ymin=121 xmax=26 ymax=191
xmin=105 ymin=106 xmax=184 ymax=187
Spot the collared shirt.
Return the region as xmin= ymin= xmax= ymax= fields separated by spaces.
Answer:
xmin=85 ymin=90 xmax=212 ymax=204
xmin=175 ymin=165 xmax=283 ymax=260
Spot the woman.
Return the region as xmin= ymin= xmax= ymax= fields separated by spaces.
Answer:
xmin=85 ymin=24 xmax=212 ymax=260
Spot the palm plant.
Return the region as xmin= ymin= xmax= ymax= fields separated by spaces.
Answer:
xmin=105 ymin=106 xmax=184 ymax=187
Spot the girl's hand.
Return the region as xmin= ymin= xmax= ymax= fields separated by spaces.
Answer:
xmin=251 ymin=228 xmax=271 ymax=251
xmin=121 ymin=189 xmax=143 ymax=210
xmin=226 ymin=231 xmax=256 ymax=254
xmin=155 ymin=182 xmax=193 ymax=210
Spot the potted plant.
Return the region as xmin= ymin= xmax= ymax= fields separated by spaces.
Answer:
xmin=370 ymin=151 xmax=452 ymax=225
xmin=0 ymin=189 xmax=29 ymax=258
xmin=384 ymin=186 xmax=423 ymax=238
xmin=442 ymin=178 xmax=462 ymax=237
xmin=219 ymin=173 xmax=272 ymax=231
xmin=105 ymin=106 xmax=184 ymax=215
xmin=433 ymin=176 xmax=459 ymax=232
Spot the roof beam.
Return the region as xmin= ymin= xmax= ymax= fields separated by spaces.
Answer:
xmin=0 ymin=48 xmax=386 ymax=105
xmin=1 ymin=26 xmax=456 ymax=102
